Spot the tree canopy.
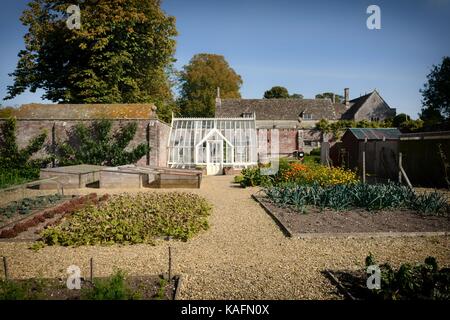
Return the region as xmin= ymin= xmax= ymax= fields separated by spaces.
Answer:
xmin=178 ymin=53 xmax=242 ymax=117
xmin=5 ymin=0 xmax=177 ymax=119
xmin=315 ymin=92 xmax=343 ymax=103
xmin=263 ymin=86 xmax=303 ymax=99
xmin=263 ymin=86 xmax=289 ymax=99
xmin=420 ymin=56 xmax=450 ymax=129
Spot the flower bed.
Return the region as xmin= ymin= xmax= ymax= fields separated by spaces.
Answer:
xmin=237 ymin=159 xmax=358 ymax=187
xmin=39 ymin=192 xmax=212 ymax=246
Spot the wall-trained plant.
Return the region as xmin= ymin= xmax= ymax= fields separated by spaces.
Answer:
xmin=264 ymin=182 xmax=449 ymax=215
xmin=40 ymin=192 xmax=212 ymax=246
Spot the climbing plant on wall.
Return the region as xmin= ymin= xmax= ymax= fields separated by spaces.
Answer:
xmin=54 ymin=119 xmax=149 ymax=166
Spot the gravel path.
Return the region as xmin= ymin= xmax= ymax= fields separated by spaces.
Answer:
xmin=0 ymin=176 xmax=449 ymax=299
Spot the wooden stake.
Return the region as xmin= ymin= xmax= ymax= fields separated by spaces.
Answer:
xmin=3 ymin=256 xmax=9 ymax=281
xmin=90 ymin=257 xmax=94 ymax=283
xmin=168 ymin=246 xmax=172 ymax=281
xmin=398 ymin=152 xmax=403 ymax=183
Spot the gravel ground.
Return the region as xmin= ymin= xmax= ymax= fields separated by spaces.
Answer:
xmin=0 ymin=176 xmax=449 ymax=300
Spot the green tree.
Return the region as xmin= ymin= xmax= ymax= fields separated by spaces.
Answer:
xmin=178 ymin=53 xmax=242 ymax=117
xmin=315 ymin=92 xmax=343 ymax=103
xmin=55 ymin=119 xmax=149 ymax=166
xmin=392 ymin=113 xmax=409 ymax=127
xmin=263 ymin=86 xmax=289 ymax=99
xmin=420 ymin=57 xmax=450 ymax=128
xmin=5 ymin=0 xmax=177 ymax=119
xmin=290 ymin=93 xmax=304 ymax=99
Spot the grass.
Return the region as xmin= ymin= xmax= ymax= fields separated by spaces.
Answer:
xmin=0 ymin=168 xmax=40 ymax=189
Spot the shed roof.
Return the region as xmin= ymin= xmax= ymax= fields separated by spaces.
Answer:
xmin=7 ymin=103 xmax=156 ymax=119
xmin=346 ymin=128 xmax=401 ymax=140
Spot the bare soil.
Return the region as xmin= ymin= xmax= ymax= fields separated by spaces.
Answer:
xmin=254 ymin=195 xmax=450 ymax=234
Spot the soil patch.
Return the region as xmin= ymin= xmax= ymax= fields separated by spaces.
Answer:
xmin=254 ymin=195 xmax=450 ymax=235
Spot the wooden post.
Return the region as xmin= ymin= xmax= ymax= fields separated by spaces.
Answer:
xmin=398 ymin=152 xmax=403 ymax=183
xmin=3 ymin=257 xmax=9 ymax=281
xmin=90 ymin=257 xmax=94 ymax=283
xmin=363 ymin=151 xmax=366 ymax=183
xmin=168 ymin=246 xmax=172 ymax=281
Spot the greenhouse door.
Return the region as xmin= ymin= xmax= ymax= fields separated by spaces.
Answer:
xmin=207 ymin=140 xmax=223 ymax=175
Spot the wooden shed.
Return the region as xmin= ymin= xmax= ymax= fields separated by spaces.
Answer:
xmin=331 ymin=128 xmax=401 ymax=182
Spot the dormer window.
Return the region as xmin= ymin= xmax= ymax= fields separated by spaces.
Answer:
xmin=242 ymin=113 xmax=253 ymax=118
xmin=302 ymin=113 xmax=312 ymax=120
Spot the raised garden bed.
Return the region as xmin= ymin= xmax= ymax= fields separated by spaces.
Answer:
xmin=253 ymin=194 xmax=450 ymax=238
xmin=0 ymin=273 xmax=181 ymax=300
xmin=0 ymin=193 xmax=102 ymax=240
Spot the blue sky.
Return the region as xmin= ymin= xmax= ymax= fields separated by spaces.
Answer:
xmin=1 ymin=0 xmax=450 ymax=118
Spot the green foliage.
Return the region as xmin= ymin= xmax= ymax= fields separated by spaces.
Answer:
xmin=155 ymin=277 xmax=168 ymax=300
xmin=315 ymin=118 xmax=393 ymax=139
xmin=5 ymin=0 xmax=177 ymax=106
xmin=315 ymin=92 xmax=343 ymax=103
xmin=0 ymin=279 xmax=44 ymax=300
xmin=178 ymin=53 xmax=242 ymax=117
xmin=420 ymin=56 xmax=450 ymax=128
xmin=309 ymin=148 xmax=321 ymax=156
xmin=81 ymin=271 xmax=139 ymax=300
xmin=40 ymin=192 xmax=212 ymax=246
xmin=0 ymin=107 xmax=14 ymax=118
xmin=264 ymin=182 xmax=449 ymax=214
xmin=54 ymin=119 xmax=148 ymax=166
xmin=0 ymin=194 xmax=63 ymax=219
xmin=238 ymin=166 xmax=273 ymax=187
xmin=0 ymin=118 xmax=49 ymax=187
xmin=366 ymin=255 xmax=450 ymax=300
xmin=263 ymin=86 xmax=290 ymax=99
xmin=0 ymin=280 xmax=29 ymax=300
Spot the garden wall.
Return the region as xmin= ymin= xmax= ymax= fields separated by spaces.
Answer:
xmin=0 ymin=118 xmax=170 ymax=167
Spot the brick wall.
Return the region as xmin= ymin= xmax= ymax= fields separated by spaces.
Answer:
xmin=0 ymin=118 xmax=170 ymax=167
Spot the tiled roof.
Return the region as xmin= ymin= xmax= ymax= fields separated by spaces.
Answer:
xmin=9 ymin=103 xmax=156 ymax=119
xmin=346 ymin=128 xmax=401 ymax=140
xmin=216 ymin=98 xmax=338 ymax=120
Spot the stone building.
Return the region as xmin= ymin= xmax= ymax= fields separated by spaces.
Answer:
xmin=215 ymin=88 xmax=396 ymax=155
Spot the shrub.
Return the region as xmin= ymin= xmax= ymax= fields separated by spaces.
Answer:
xmin=40 ymin=192 xmax=212 ymax=246
xmin=239 ymin=166 xmax=272 ymax=187
xmin=309 ymin=147 xmax=321 ymax=156
xmin=264 ymin=182 xmax=449 ymax=214
xmin=365 ymin=255 xmax=450 ymax=300
xmin=81 ymin=271 xmax=138 ymax=300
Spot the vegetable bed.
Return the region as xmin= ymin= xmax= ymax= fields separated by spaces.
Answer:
xmin=0 ymin=194 xmax=68 ymax=227
xmin=39 ymin=192 xmax=212 ymax=246
xmin=325 ymin=255 xmax=450 ymax=300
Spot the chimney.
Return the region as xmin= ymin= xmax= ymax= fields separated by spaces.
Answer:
xmin=344 ymin=88 xmax=349 ymax=108
xmin=332 ymin=93 xmax=336 ymax=103
xmin=215 ymin=87 xmax=221 ymax=107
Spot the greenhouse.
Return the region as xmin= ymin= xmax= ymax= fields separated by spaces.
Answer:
xmin=168 ymin=117 xmax=258 ymax=175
